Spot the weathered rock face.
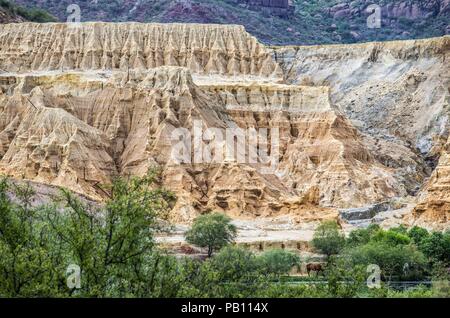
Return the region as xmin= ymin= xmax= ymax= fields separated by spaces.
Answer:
xmin=0 ymin=68 xmax=231 ymax=207
xmin=274 ymin=36 xmax=449 ymax=195
xmin=0 ymin=103 xmax=117 ymax=199
xmin=412 ymin=136 xmax=450 ymax=228
xmin=0 ymin=23 xmax=448 ymax=228
xmin=0 ymin=22 xmax=281 ymax=78
xmin=275 ymin=36 xmax=449 ymax=139
xmin=326 ymin=0 xmax=449 ymax=20
xmin=339 ymin=202 xmax=393 ymax=222
xmin=210 ymin=84 xmax=403 ymax=208
xmin=275 ymin=36 xmax=450 ymax=228
xmin=0 ymin=65 xmax=400 ymax=221
xmin=0 ymin=67 xmax=399 ymax=221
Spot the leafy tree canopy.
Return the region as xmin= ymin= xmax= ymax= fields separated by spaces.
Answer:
xmin=312 ymin=220 xmax=346 ymax=258
xmin=185 ymin=213 xmax=237 ymax=257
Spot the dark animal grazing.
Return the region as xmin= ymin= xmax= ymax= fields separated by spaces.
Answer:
xmin=306 ymin=263 xmax=324 ymax=276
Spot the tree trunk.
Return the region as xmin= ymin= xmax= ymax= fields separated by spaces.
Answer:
xmin=208 ymin=246 xmax=213 ymax=258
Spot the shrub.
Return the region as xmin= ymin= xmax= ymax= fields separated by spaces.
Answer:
xmin=258 ymin=249 xmax=300 ymax=277
xmin=207 ymin=246 xmax=266 ymax=297
xmin=390 ymin=225 xmax=408 ymax=235
xmin=312 ymin=221 xmax=346 ymax=259
xmin=325 ymin=258 xmax=367 ymax=298
xmin=386 ymin=285 xmax=434 ymax=298
xmin=346 ymin=242 xmax=427 ymax=281
xmin=346 ymin=224 xmax=381 ymax=247
xmin=419 ymin=232 xmax=450 ymax=265
xmin=210 ymin=246 xmax=261 ymax=282
xmin=185 ymin=213 xmax=237 ymax=257
xmin=0 ymin=173 xmax=175 ymax=297
xmin=372 ymin=229 xmax=411 ymax=246
xmin=408 ymin=226 xmax=429 ymax=246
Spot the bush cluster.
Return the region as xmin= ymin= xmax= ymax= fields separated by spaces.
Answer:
xmin=0 ymin=176 xmax=448 ymax=298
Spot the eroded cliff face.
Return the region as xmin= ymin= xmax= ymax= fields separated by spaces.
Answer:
xmin=274 ymin=37 xmax=449 ymax=148
xmin=0 ymin=22 xmax=281 ymax=78
xmin=0 ymin=23 xmax=448 ymax=228
xmin=412 ymin=136 xmax=450 ymax=229
xmin=205 ymin=84 xmax=403 ymax=208
xmin=274 ymin=36 xmax=450 ymax=227
xmin=0 ymin=65 xmax=401 ymax=222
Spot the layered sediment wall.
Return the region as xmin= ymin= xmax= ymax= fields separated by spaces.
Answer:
xmin=0 ymin=22 xmax=281 ymax=77
xmin=0 ymin=23 xmax=448 ymax=228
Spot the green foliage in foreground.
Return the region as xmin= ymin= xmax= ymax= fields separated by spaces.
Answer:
xmin=344 ymin=242 xmax=427 ymax=281
xmin=0 ymin=174 xmax=177 ymax=297
xmin=346 ymin=225 xmax=450 ymax=269
xmin=259 ymin=249 xmax=300 ymax=277
xmin=0 ymin=175 xmax=448 ymax=298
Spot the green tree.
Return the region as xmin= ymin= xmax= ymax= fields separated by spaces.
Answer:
xmin=0 ymin=179 xmax=66 ymax=297
xmin=346 ymin=242 xmax=427 ymax=281
xmin=175 ymin=258 xmax=221 ymax=297
xmin=0 ymin=173 xmax=176 ymax=297
xmin=325 ymin=258 xmax=367 ymax=298
xmin=408 ymin=226 xmax=429 ymax=246
xmin=47 ymin=173 xmax=175 ymax=297
xmin=209 ymin=246 xmax=265 ymax=297
xmin=312 ymin=220 xmax=345 ymax=259
xmin=372 ymin=229 xmax=411 ymax=246
xmin=346 ymin=224 xmax=380 ymax=247
xmin=185 ymin=213 xmax=237 ymax=257
xmin=258 ymin=249 xmax=300 ymax=277
xmin=420 ymin=231 xmax=450 ymax=266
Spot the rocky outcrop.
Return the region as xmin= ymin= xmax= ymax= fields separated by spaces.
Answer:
xmin=275 ymin=35 xmax=450 ymax=228
xmin=0 ymin=22 xmax=281 ymax=78
xmin=0 ymin=64 xmax=401 ymax=221
xmin=412 ymin=136 xmax=450 ymax=228
xmin=327 ymin=1 xmax=449 ymax=20
xmin=217 ymin=87 xmax=403 ymax=207
xmin=0 ymin=23 xmax=448 ymax=229
xmin=204 ymin=83 xmax=331 ymax=113
xmin=4 ymin=116 xmax=114 ymax=198
xmin=339 ymin=202 xmax=392 ymax=222
xmin=274 ymin=36 xmax=450 ymax=199
xmin=0 ymin=89 xmax=117 ymax=198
